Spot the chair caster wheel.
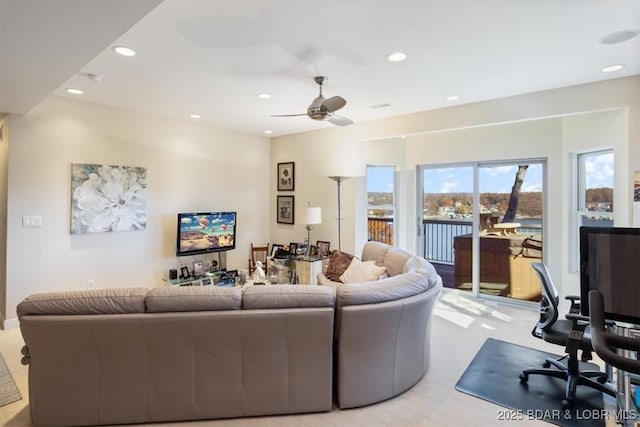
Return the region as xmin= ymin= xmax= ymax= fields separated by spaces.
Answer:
xmin=597 ymin=376 xmax=607 ymax=384
xmin=543 ymin=361 xmax=551 ymax=368
xmin=519 ymin=373 xmax=528 ymax=382
xmin=562 ymin=399 xmax=573 ymax=409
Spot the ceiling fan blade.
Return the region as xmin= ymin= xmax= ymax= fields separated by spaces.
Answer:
xmin=328 ymin=115 xmax=353 ymax=127
xmin=322 ymin=96 xmax=346 ymax=113
xmin=271 ymin=113 xmax=307 ymax=117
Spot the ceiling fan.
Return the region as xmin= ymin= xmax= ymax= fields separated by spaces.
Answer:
xmin=272 ymin=76 xmax=354 ymax=126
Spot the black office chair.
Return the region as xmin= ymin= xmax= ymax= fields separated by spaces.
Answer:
xmin=589 ymin=290 xmax=640 ymax=375
xmin=519 ymin=262 xmax=614 ymax=408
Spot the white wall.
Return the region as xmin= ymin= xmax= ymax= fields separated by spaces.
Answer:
xmin=270 ymin=76 xmax=639 ymax=299
xmin=0 ymin=116 xmax=8 ymax=322
xmin=4 ymin=96 xmax=270 ymax=322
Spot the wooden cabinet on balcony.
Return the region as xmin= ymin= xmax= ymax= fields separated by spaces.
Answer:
xmin=453 ymin=233 xmax=542 ymax=301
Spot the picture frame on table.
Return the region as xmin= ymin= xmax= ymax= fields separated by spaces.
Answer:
xmin=277 ymin=195 xmax=294 ymax=224
xmin=193 ymin=260 xmax=204 ymax=277
xmin=316 ymin=240 xmax=331 ymax=257
xmin=289 ymin=242 xmax=298 ymax=255
xmin=309 ymin=245 xmax=320 ymax=258
xmin=270 ymin=244 xmax=284 ymax=257
xmin=180 ymin=266 xmax=190 ymax=280
xmin=277 ymin=162 xmax=295 ymax=191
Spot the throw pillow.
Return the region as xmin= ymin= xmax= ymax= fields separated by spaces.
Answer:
xmin=324 ymin=250 xmax=355 ymax=282
xmin=340 ymin=258 xmax=387 ymax=283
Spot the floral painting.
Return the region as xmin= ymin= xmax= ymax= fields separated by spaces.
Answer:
xmin=71 ymin=163 xmax=147 ymax=234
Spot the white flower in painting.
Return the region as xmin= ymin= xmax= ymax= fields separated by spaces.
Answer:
xmin=71 ymin=164 xmax=147 ymax=234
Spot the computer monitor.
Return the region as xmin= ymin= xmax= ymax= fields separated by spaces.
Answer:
xmin=579 ymin=226 xmax=640 ymax=324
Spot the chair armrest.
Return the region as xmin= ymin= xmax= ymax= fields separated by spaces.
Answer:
xmin=565 ymin=312 xmax=588 ymax=322
xmin=565 ymin=295 xmax=581 ymax=314
xmin=589 ymin=290 xmax=640 ymax=375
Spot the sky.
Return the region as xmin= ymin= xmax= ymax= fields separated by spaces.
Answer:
xmin=367 ymin=153 xmax=614 ymax=194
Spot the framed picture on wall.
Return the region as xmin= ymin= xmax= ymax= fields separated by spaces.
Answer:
xmin=277 ymin=162 xmax=295 ymax=191
xmin=277 ymin=195 xmax=294 ymax=224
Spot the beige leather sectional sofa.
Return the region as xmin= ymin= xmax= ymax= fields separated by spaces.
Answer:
xmin=17 ymin=242 xmax=442 ymax=426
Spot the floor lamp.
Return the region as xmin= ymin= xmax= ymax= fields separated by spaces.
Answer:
xmin=328 ymin=176 xmax=351 ymax=251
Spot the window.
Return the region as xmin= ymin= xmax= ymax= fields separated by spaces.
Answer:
xmin=571 ymin=149 xmax=614 ymax=271
xmin=367 ymin=165 xmax=396 ymax=245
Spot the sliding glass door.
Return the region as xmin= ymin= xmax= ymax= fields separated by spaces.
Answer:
xmin=419 ymin=160 xmax=545 ymax=302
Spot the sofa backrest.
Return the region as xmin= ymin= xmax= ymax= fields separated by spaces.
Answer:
xmin=17 ymin=288 xmax=149 ymax=319
xmin=337 ymin=242 xmax=443 ymax=309
xmin=146 ymin=286 xmax=242 ymax=312
xmin=361 ymin=241 xmax=414 ymax=277
xmin=243 ymin=285 xmax=335 ymax=309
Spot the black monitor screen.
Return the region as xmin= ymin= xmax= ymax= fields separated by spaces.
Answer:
xmin=580 ymin=226 xmax=640 ymax=324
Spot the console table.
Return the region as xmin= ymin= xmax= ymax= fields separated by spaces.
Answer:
xmin=268 ymin=256 xmax=328 ymax=285
xmin=295 ymin=257 xmax=327 ymax=285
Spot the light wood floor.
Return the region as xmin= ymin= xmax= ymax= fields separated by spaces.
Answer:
xmin=0 ymin=289 xmax=610 ymax=426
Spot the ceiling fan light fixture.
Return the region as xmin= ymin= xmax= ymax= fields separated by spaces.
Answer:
xmin=601 ymin=64 xmax=624 ymax=73
xmin=112 ymin=46 xmax=136 ymax=57
xmin=272 ymin=76 xmax=353 ymax=127
xmin=387 ymin=52 xmax=407 ymax=62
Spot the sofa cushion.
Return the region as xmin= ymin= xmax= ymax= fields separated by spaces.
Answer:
xmin=146 ymin=286 xmax=242 ymax=312
xmin=361 ymin=241 xmax=391 ymax=266
xmin=336 ymin=271 xmax=429 ymax=308
xmin=383 ymin=248 xmax=412 ymax=277
xmin=17 ymin=288 xmax=148 ymax=319
xmin=324 ymin=250 xmax=355 ymax=282
xmin=243 ymin=285 xmax=335 ymax=309
xmin=402 ymin=256 xmax=430 ymax=273
xmin=340 ymin=259 xmax=386 ymax=283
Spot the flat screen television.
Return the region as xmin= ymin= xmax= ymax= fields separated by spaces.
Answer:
xmin=176 ymin=211 xmax=236 ymax=257
xmin=580 ymin=226 xmax=640 ymax=324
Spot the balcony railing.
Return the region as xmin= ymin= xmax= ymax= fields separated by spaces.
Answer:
xmin=423 ymin=219 xmax=472 ymax=265
xmin=368 ymin=217 xmax=544 ymax=264
xmin=367 ymin=217 xmax=394 ymax=245
xmin=421 ymin=218 xmax=543 ymax=264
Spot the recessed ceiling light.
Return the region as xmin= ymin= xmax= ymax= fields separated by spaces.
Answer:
xmin=386 ymin=52 xmax=407 ymax=62
xmin=601 ymin=64 xmax=624 ymax=73
xmin=264 ymin=130 xmax=273 ymax=134
xmin=189 ymin=114 xmax=201 ymax=119
xmin=112 ymin=46 xmax=136 ymax=57
xmin=601 ymin=30 xmax=639 ymax=44
xmin=446 ymin=95 xmax=460 ymax=101
xmin=257 ymin=93 xmax=272 ymax=99
xmin=65 ymin=88 xmax=84 ymax=95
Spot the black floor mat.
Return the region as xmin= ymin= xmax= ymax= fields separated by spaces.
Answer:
xmin=455 ymin=338 xmax=612 ymax=427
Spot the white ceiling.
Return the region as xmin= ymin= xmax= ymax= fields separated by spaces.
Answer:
xmin=2 ymin=0 xmax=639 ymax=137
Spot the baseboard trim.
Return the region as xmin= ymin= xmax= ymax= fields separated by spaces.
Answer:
xmin=3 ymin=317 xmax=19 ymax=330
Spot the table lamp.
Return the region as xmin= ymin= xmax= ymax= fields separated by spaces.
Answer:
xmin=300 ymin=206 xmax=322 ymax=257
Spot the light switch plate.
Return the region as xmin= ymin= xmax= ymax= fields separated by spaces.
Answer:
xmin=22 ymin=215 xmax=42 ymax=228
